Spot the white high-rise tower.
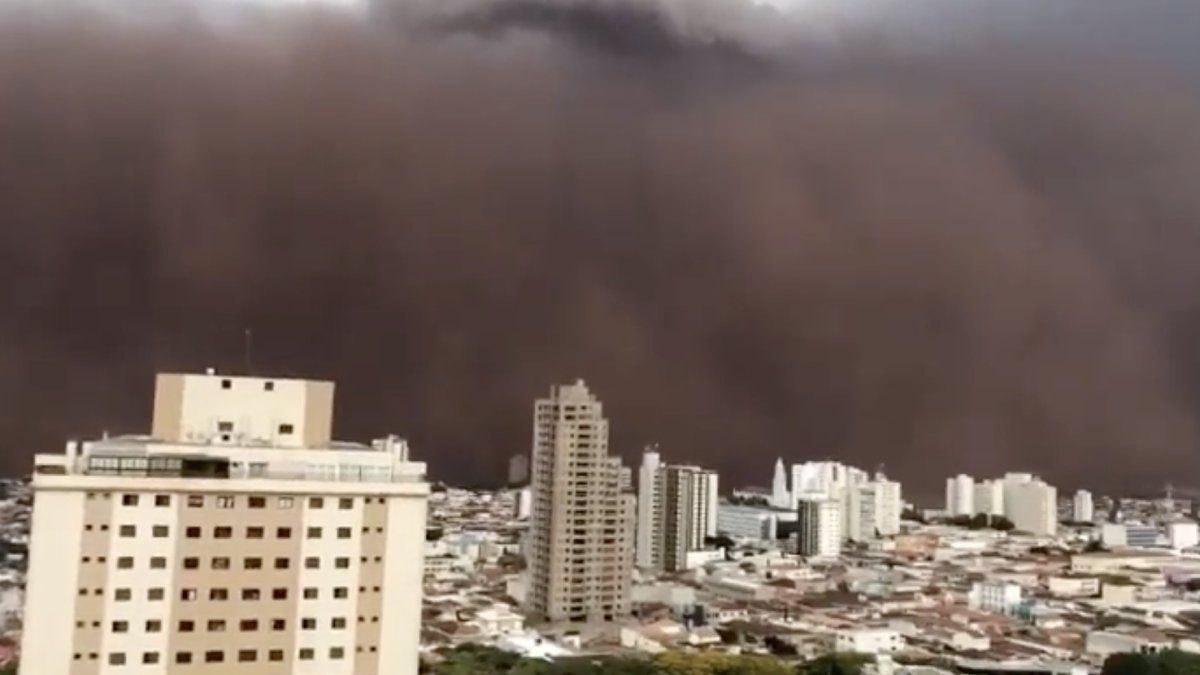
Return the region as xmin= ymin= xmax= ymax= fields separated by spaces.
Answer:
xmin=1073 ymin=489 xmax=1094 ymax=523
xmin=637 ymin=449 xmax=718 ymax=571
xmin=771 ymin=458 xmax=790 ymax=509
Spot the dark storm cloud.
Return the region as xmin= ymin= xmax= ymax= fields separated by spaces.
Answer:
xmin=1 ymin=0 xmax=1199 ymax=500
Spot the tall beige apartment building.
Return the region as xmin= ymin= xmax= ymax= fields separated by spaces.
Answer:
xmin=21 ymin=371 xmax=430 ymax=675
xmin=524 ymin=380 xmax=634 ymax=624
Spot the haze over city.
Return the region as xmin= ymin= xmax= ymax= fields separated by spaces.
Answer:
xmin=3 ymin=0 xmax=1200 ymax=498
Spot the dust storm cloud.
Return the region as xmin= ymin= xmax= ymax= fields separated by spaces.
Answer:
xmin=2 ymin=0 xmax=1200 ymax=498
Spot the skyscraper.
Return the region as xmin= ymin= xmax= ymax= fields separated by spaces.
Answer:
xmin=1073 ymin=489 xmax=1094 ymax=523
xmin=21 ymin=371 xmax=430 ymax=675
xmin=945 ymin=474 xmax=975 ymax=517
xmin=771 ymin=458 xmax=790 ymax=509
xmin=796 ymin=495 xmax=841 ymax=558
xmin=636 ymin=449 xmax=718 ymax=572
xmin=507 ymin=453 xmax=530 ymax=486
xmin=846 ymin=475 xmax=903 ymax=541
xmin=526 ymin=380 xmax=634 ymax=623
xmin=1003 ymin=473 xmax=1057 ymax=536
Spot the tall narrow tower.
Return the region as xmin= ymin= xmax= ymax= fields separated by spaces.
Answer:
xmin=526 ymin=380 xmax=634 ymax=623
xmin=771 ymin=458 xmax=790 ymax=509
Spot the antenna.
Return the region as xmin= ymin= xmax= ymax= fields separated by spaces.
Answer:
xmin=243 ymin=328 xmax=253 ymax=375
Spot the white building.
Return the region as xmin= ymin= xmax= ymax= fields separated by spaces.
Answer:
xmin=636 ymin=449 xmax=718 ymax=572
xmin=513 ymin=488 xmax=533 ymax=520
xmin=1101 ymin=523 xmax=1128 ymax=547
xmin=526 ymin=380 xmax=634 ymax=623
xmin=1003 ymin=473 xmax=1057 ymax=536
xmin=846 ymin=477 xmax=902 ymax=542
xmin=22 ymin=371 xmax=430 ymax=675
xmin=771 ymin=458 xmax=790 ymax=509
xmin=968 ymin=581 xmax=1023 ymax=616
xmin=1167 ymin=521 xmax=1198 ymax=550
xmin=835 ymin=628 xmax=904 ymax=655
xmin=945 ymin=474 xmax=975 ymax=517
xmin=973 ymin=479 xmax=1005 ymax=516
xmin=716 ymin=503 xmax=795 ymax=541
xmin=1073 ymin=490 xmax=1094 ymax=524
xmin=796 ymin=496 xmax=841 ymax=558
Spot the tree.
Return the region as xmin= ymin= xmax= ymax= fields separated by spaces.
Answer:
xmin=1101 ymin=650 xmax=1200 ymax=675
xmin=797 ymin=653 xmax=873 ymax=675
xmin=654 ymin=651 xmax=792 ymax=675
xmin=990 ymin=516 xmax=1015 ymax=531
xmin=968 ymin=513 xmax=989 ymax=530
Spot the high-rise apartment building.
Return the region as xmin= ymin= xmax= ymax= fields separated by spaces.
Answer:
xmin=771 ymin=458 xmax=790 ymax=509
xmin=21 ymin=371 xmax=430 ymax=675
xmin=973 ymin=479 xmax=1005 ymax=516
xmin=507 ymin=454 xmax=530 ymax=486
xmin=526 ymin=380 xmax=634 ymax=624
xmin=635 ymin=450 xmax=718 ymax=572
xmin=1003 ymin=473 xmax=1057 ymax=536
xmin=846 ymin=476 xmax=902 ymax=542
xmin=1073 ymin=489 xmax=1094 ymax=523
xmin=945 ymin=474 xmax=975 ymax=517
xmin=796 ymin=495 xmax=842 ymax=558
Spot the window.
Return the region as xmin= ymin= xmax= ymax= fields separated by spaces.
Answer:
xmin=337 ymin=527 xmax=352 ymax=539
xmin=187 ymin=495 xmax=204 ymax=507
xmin=339 ymin=497 xmax=354 ymax=510
xmin=308 ymin=497 xmax=324 ymax=509
xmin=111 ymin=620 xmax=129 ymax=633
xmin=298 ymin=648 xmax=314 ymax=660
xmin=248 ymin=496 xmax=266 ymax=509
xmin=117 ymin=557 xmax=133 ymax=569
xmin=150 ymin=556 xmax=167 ymax=569
xmin=247 ymin=526 xmax=264 ymax=539
xmin=205 ymin=650 xmax=224 ymax=663
xmin=239 ymin=619 xmax=258 ymax=631
xmin=264 ymin=380 xmax=275 ymax=391
xmin=241 ymin=588 xmax=261 ymax=601
xmin=119 ymin=525 xmax=136 ymax=537
xmin=212 ymin=557 xmax=230 ymax=570
xmin=276 ymin=527 xmax=292 ymax=539
xmin=301 ymin=618 xmax=316 ymax=630
xmin=175 ymin=652 xmax=192 ymax=664
xmin=154 ymin=494 xmax=170 ymax=507
xmin=180 ymin=588 xmax=197 ymax=601
xmin=145 ymin=620 xmax=162 ymax=633
xmin=121 ymin=494 xmax=139 ymax=506
xmin=333 ymin=587 xmax=348 ymax=599
xmin=114 ymin=588 xmax=131 ymax=601
xmin=216 ymin=496 xmax=235 ymax=509
xmin=304 ymin=557 xmax=319 ymax=569
xmin=278 ymin=496 xmax=294 ymax=509
xmin=183 ymin=557 xmax=199 ymax=570
xmin=303 ymin=588 xmax=318 ymax=600
xmin=221 ymin=378 xmax=231 ymax=389
xmin=185 ymin=526 xmax=201 ymax=538
xmin=214 ymin=526 xmax=232 ymax=539
xmin=148 ymin=588 xmax=164 ymax=601
xmin=244 ymin=557 xmax=263 ymax=570
xmin=238 ymin=649 xmax=257 ymax=662
xmin=278 ymin=423 xmax=294 ymax=434
xmin=143 ymin=652 xmax=160 ymax=665
xmin=207 ymin=619 xmax=226 ymax=632
xmin=218 ymin=421 xmax=233 ymax=432
xmin=332 ymin=617 xmax=347 ymax=629
xmin=272 ymin=588 xmax=288 ymax=600
xmin=330 ymin=647 xmax=345 ymax=660
xmin=271 ymin=619 xmax=286 ymax=631
xmin=274 ymin=557 xmax=290 ymax=570
xmin=306 ymin=527 xmax=322 ymax=539
xmin=108 ymin=653 xmax=126 ymax=666
xmin=335 ymin=557 xmax=350 ymax=569
xmin=209 ymin=588 xmax=228 ymax=601
xmin=178 ymin=620 xmax=195 ymax=632
xmin=152 ymin=525 xmax=169 ymax=537
xmin=269 ymin=649 xmax=284 ymax=662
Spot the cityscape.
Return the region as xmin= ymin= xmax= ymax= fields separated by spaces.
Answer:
xmin=0 ymin=372 xmax=1196 ymax=673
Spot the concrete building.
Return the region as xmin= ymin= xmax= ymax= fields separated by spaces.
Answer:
xmin=525 ymin=380 xmax=634 ymax=623
xmin=973 ymin=479 xmax=1004 ymax=516
xmin=796 ymin=496 xmax=841 ymax=558
xmin=835 ymin=628 xmax=904 ymax=655
xmin=514 ymin=488 xmax=533 ymax=520
xmin=1002 ymin=473 xmax=1057 ymax=536
xmin=1168 ymin=521 xmax=1199 ymax=550
xmin=968 ymin=580 xmax=1023 ymax=616
xmin=945 ymin=474 xmax=975 ymax=517
xmin=21 ymin=371 xmax=430 ymax=675
xmin=507 ymin=454 xmax=530 ymax=486
xmin=636 ymin=450 xmax=718 ymax=572
xmin=1073 ymin=489 xmax=1094 ymax=523
xmin=771 ymin=458 xmax=790 ymax=509
xmin=846 ymin=477 xmax=902 ymax=542
xmin=716 ymin=503 xmax=795 ymax=541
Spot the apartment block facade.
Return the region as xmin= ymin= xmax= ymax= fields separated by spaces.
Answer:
xmin=635 ymin=450 xmax=718 ymax=572
xmin=21 ymin=372 xmax=429 ymax=675
xmin=525 ymin=380 xmax=634 ymax=623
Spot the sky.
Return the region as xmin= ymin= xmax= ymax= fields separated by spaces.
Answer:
xmin=2 ymin=0 xmax=1200 ymax=500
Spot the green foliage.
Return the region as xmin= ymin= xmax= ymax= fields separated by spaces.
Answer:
xmin=1101 ymin=650 xmax=1200 ymax=675
xmin=430 ymin=645 xmax=795 ymax=675
xmin=796 ymin=653 xmax=874 ymax=675
xmin=655 ymin=651 xmax=792 ymax=675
